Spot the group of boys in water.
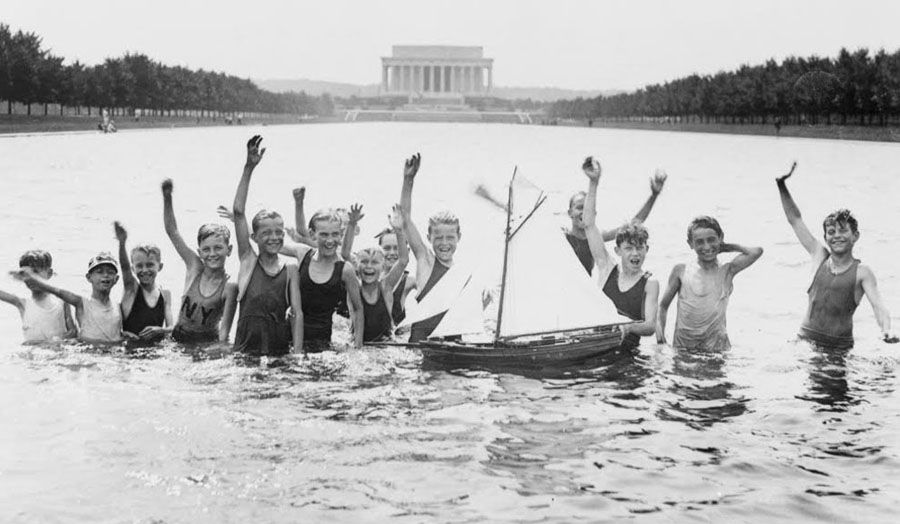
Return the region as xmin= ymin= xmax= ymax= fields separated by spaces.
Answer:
xmin=1 ymin=136 xmax=897 ymax=356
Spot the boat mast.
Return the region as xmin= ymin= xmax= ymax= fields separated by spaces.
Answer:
xmin=494 ymin=167 xmax=516 ymax=341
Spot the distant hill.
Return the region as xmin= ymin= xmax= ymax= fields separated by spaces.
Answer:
xmin=255 ymin=78 xmax=621 ymax=102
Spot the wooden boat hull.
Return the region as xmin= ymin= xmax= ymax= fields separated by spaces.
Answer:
xmin=416 ymin=328 xmax=624 ymax=369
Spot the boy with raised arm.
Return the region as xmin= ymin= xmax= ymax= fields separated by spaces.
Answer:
xmin=581 ymin=157 xmax=659 ymax=348
xmin=1 ymin=250 xmax=75 ymax=343
xmin=232 ymin=135 xmax=303 ymax=356
xmin=399 ymin=153 xmax=462 ymax=342
xmin=114 ymin=222 xmax=173 ymax=344
xmin=566 ymin=169 xmax=668 ymax=275
xmin=162 ymin=179 xmax=238 ymax=344
xmin=657 ymin=217 xmax=763 ymax=350
xmin=776 ymin=162 xmax=897 ymax=347
xmin=14 ymin=251 xmax=123 ymax=344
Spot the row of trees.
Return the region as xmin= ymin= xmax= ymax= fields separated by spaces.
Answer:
xmin=550 ymin=48 xmax=900 ymax=126
xmin=0 ymin=24 xmax=333 ymax=117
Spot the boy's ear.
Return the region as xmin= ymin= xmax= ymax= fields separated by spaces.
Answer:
xmin=157 ymin=262 xmax=164 ymax=272
xmin=613 ymin=245 xmax=622 ymax=257
xmin=226 ymin=244 xmax=234 ymax=256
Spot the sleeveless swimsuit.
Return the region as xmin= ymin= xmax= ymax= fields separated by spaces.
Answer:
xmin=79 ymin=296 xmax=123 ymax=344
xmin=409 ymin=260 xmax=450 ymax=342
xmin=673 ymin=261 xmax=732 ymax=350
xmin=123 ymin=288 xmax=166 ymax=343
xmin=799 ymin=258 xmax=859 ymax=349
xmin=234 ymin=262 xmax=291 ymax=356
xmin=602 ymin=266 xmax=649 ymax=348
xmin=361 ymin=286 xmax=393 ymax=343
xmin=173 ymin=272 xmax=227 ymax=344
xmin=391 ymin=272 xmax=409 ymax=325
xmin=565 ymin=232 xmax=594 ymax=275
xmin=22 ymin=295 xmax=68 ymax=343
xmin=299 ymin=250 xmax=345 ymax=349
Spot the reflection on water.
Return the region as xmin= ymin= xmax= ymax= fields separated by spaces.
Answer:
xmin=800 ymin=344 xmax=858 ymax=411
xmin=657 ymin=346 xmax=748 ymax=428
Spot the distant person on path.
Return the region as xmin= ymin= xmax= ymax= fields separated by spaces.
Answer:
xmin=1 ymin=250 xmax=75 ymax=344
xmin=774 ymin=117 xmax=782 ymax=136
xmin=566 ymin=168 xmax=667 ymax=275
xmin=231 ymin=135 xmax=304 ymax=356
xmin=14 ymin=252 xmax=124 ymax=345
xmin=115 ymin=222 xmax=173 ymax=344
xmin=581 ymin=157 xmax=659 ymax=348
xmin=776 ymin=162 xmax=897 ymax=348
xmin=162 ymin=179 xmax=238 ymax=344
xmin=657 ymin=217 xmax=763 ymax=350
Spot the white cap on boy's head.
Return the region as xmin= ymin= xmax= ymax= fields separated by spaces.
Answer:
xmin=87 ymin=252 xmax=119 ymax=273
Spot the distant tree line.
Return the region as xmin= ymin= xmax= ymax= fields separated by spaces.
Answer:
xmin=550 ymin=48 xmax=900 ymax=126
xmin=0 ymin=24 xmax=333 ymax=117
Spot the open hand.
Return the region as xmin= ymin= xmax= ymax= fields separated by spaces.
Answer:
xmin=292 ymin=187 xmax=306 ymax=203
xmin=9 ymin=268 xmax=36 ymax=283
xmin=776 ymin=161 xmax=797 ymax=184
xmin=216 ymin=205 xmax=235 ymax=223
xmin=389 ymin=204 xmax=404 ymax=229
xmin=113 ymin=221 xmax=128 ymax=242
xmin=161 ymin=178 xmax=173 ymax=197
xmin=582 ymin=156 xmax=601 ymax=180
xmin=246 ymin=135 xmax=266 ymax=167
xmin=348 ymin=203 xmax=364 ymax=224
xmin=651 ymin=169 xmax=668 ymax=195
xmin=404 ymin=153 xmax=421 ymax=178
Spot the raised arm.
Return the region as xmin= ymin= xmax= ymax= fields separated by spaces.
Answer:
xmin=292 ymin=187 xmax=312 ymax=244
xmin=721 ymin=242 xmax=764 ymax=275
xmin=341 ymin=203 xmax=363 ymax=261
xmin=10 ymin=269 xmax=82 ymax=309
xmin=114 ymin=221 xmax=138 ymax=315
xmin=383 ymin=204 xmax=411 ymax=291
xmin=581 ymin=156 xmax=614 ymax=279
xmin=859 ymin=265 xmax=898 ymax=343
xmin=601 ymin=169 xmax=667 ymax=242
xmin=399 ymin=153 xmax=430 ymax=262
xmin=342 ymin=264 xmax=364 ymax=348
xmin=162 ymin=179 xmax=202 ymax=270
xmin=232 ymin=135 xmax=265 ymax=260
xmin=656 ymin=264 xmax=683 ymax=344
xmin=776 ymin=162 xmax=827 ymax=260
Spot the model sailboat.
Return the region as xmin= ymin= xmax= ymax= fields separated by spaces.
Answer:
xmin=413 ymin=169 xmax=630 ymax=367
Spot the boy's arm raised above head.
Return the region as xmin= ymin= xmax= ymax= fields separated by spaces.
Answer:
xmin=399 ymin=153 xmax=431 ymax=263
xmin=601 ymin=169 xmax=667 ymax=242
xmin=292 ymin=187 xmax=312 ymax=245
xmin=10 ymin=269 xmax=83 ymax=309
xmin=581 ymin=156 xmax=614 ymax=279
xmin=776 ymin=162 xmax=828 ymax=262
xmin=859 ymin=265 xmax=898 ymax=343
xmin=233 ymin=135 xmax=265 ymax=260
xmin=114 ymin=222 xmax=138 ymax=316
xmin=721 ymin=242 xmax=764 ymax=276
xmin=383 ymin=205 xmax=411 ymax=292
xmin=341 ymin=203 xmax=363 ymax=262
xmin=162 ymin=179 xmax=202 ymax=272
xmin=656 ymin=264 xmax=683 ymax=344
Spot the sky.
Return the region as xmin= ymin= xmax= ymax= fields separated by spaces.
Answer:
xmin=6 ymin=0 xmax=900 ymax=91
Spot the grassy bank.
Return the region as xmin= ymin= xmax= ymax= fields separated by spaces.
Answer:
xmin=0 ymin=113 xmax=323 ymax=136
xmin=563 ymin=119 xmax=900 ymax=143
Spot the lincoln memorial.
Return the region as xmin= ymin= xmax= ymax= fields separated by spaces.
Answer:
xmin=381 ymin=46 xmax=493 ymax=98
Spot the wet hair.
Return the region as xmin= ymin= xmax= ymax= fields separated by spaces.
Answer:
xmin=197 ymin=223 xmax=231 ymax=245
xmin=356 ymin=246 xmax=386 ymax=262
xmin=308 ymin=208 xmax=343 ymax=232
xmin=615 ymin=221 xmax=650 ymax=247
xmin=822 ymin=208 xmax=858 ymax=235
xmin=375 ymin=227 xmax=396 ymax=246
xmin=427 ymin=210 xmax=461 ymax=236
xmin=568 ymin=191 xmax=586 ymax=210
xmin=686 ymin=216 xmax=724 ymax=243
xmin=19 ymin=250 xmax=52 ymax=271
xmin=251 ymin=209 xmax=284 ymax=233
xmin=131 ymin=243 xmax=162 ymax=261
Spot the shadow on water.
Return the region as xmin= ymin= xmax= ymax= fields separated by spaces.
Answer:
xmin=797 ymin=343 xmax=860 ymax=412
xmin=656 ymin=346 xmax=748 ymax=429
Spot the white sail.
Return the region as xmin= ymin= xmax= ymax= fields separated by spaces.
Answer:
xmin=399 ymin=260 xmax=474 ymax=328
xmin=497 ymin=203 xmax=630 ymax=338
xmin=427 ymin=270 xmax=487 ymax=338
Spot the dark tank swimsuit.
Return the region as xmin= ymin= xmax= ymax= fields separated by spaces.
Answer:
xmin=391 ymin=271 xmax=409 ymax=325
xmin=799 ymin=258 xmax=860 ymax=349
xmin=409 ymin=260 xmax=450 ymax=343
xmin=602 ymin=266 xmax=649 ymax=349
xmin=361 ymin=286 xmax=393 ymax=343
xmin=172 ymin=272 xmax=227 ymax=344
xmin=234 ymin=261 xmax=291 ymax=357
xmin=566 ymin=232 xmax=594 ymax=275
xmin=123 ymin=288 xmax=167 ymax=344
xmin=299 ymin=250 xmax=345 ymax=350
